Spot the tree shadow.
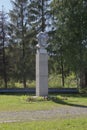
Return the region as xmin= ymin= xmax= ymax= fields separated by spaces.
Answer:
xmin=50 ymin=94 xmax=87 ymax=108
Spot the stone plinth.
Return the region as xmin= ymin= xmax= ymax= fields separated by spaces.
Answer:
xmin=36 ymin=52 xmax=48 ymax=96
xmin=36 ymin=31 xmax=48 ymax=96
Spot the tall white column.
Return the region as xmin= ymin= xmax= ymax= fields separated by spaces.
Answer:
xmin=36 ymin=31 xmax=48 ymax=96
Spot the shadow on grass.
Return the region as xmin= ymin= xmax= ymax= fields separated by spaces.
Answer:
xmin=0 ymin=92 xmax=87 ymax=108
xmin=50 ymin=94 xmax=87 ymax=108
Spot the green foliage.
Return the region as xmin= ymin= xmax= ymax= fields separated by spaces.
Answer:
xmin=65 ymin=73 xmax=77 ymax=88
xmin=0 ymin=78 xmax=4 ymax=88
xmin=0 ymin=73 xmax=77 ymax=88
xmin=48 ymin=73 xmax=77 ymax=88
xmin=0 ymin=10 xmax=8 ymax=88
xmin=26 ymin=96 xmax=49 ymax=102
xmin=48 ymin=74 xmax=62 ymax=88
xmin=79 ymin=88 xmax=87 ymax=94
xmin=28 ymin=0 xmax=52 ymax=32
xmin=51 ymin=0 xmax=87 ymax=87
xmin=1 ymin=0 xmax=87 ymax=89
xmin=7 ymin=0 xmax=36 ymax=87
xmin=26 ymin=80 xmax=35 ymax=88
xmin=8 ymin=80 xmax=16 ymax=88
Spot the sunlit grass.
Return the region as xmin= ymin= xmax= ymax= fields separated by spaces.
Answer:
xmin=0 ymin=94 xmax=87 ymax=112
xmin=0 ymin=95 xmax=60 ymax=111
xmin=0 ymin=116 xmax=87 ymax=130
xmin=0 ymin=94 xmax=87 ymax=129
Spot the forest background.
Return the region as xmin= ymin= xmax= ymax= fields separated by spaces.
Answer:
xmin=0 ymin=0 xmax=87 ymax=89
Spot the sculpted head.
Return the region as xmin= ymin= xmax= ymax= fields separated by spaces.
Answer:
xmin=37 ymin=31 xmax=48 ymax=48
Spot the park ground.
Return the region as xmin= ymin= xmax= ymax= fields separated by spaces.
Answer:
xmin=0 ymin=94 xmax=87 ymax=130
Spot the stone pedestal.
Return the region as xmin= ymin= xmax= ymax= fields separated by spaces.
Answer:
xmin=36 ymin=31 xmax=48 ymax=96
xmin=36 ymin=52 xmax=48 ymax=96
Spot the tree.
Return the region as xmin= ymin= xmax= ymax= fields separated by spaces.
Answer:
xmin=51 ymin=0 xmax=87 ymax=87
xmin=8 ymin=0 xmax=32 ymax=88
xmin=49 ymin=0 xmax=68 ymax=87
xmin=28 ymin=0 xmax=52 ymax=32
xmin=0 ymin=9 xmax=8 ymax=88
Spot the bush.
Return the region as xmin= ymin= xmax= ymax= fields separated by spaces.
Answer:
xmin=48 ymin=73 xmax=77 ymax=88
xmin=26 ymin=96 xmax=49 ymax=102
xmin=79 ymin=88 xmax=87 ymax=94
xmin=27 ymin=80 xmax=35 ymax=88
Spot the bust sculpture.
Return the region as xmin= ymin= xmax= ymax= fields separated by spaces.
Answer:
xmin=36 ymin=31 xmax=48 ymax=54
xmin=36 ymin=31 xmax=48 ymax=49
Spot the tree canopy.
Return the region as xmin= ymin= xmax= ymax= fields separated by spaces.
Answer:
xmin=0 ymin=0 xmax=87 ymax=88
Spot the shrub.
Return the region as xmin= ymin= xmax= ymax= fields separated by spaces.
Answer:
xmin=79 ymin=88 xmax=87 ymax=94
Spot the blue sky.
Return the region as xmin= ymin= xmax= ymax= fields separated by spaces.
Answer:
xmin=0 ymin=0 xmax=12 ymax=12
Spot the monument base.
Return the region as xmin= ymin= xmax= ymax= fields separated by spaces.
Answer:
xmin=36 ymin=52 xmax=48 ymax=96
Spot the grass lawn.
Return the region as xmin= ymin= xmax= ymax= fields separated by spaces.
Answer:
xmin=0 ymin=116 xmax=87 ymax=130
xmin=0 ymin=94 xmax=61 ymax=111
xmin=0 ymin=94 xmax=87 ymax=130
xmin=0 ymin=94 xmax=87 ymax=111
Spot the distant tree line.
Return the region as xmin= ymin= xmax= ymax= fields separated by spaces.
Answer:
xmin=0 ymin=0 xmax=87 ymax=88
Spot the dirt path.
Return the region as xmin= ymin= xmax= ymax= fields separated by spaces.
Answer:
xmin=0 ymin=106 xmax=87 ymax=123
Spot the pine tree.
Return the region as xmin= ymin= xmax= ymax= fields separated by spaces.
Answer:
xmin=8 ymin=0 xmax=30 ymax=88
xmin=0 ymin=9 xmax=8 ymax=88
xmin=28 ymin=0 xmax=52 ymax=32
xmin=49 ymin=0 xmax=67 ymax=87
xmin=51 ymin=0 xmax=87 ymax=87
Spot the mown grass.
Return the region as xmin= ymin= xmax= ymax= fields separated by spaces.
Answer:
xmin=0 ymin=95 xmax=61 ymax=111
xmin=0 ymin=94 xmax=87 ymax=129
xmin=0 ymin=94 xmax=87 ymax=111
xmin=0 ymin=116 xmax=87 ymax=130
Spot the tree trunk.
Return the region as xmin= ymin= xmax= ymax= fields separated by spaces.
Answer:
xmin=41 ymin=0 xmax=45 ymax=32
xmin=2 ymin=26 xmax=7 ymax=88
xmin=60 ymin=53 xmax=65 ymax=87
xmin=21 ymin=4 xmax=26 ymax=88
xmin=61 ymin=62 xmax=65 ymax=87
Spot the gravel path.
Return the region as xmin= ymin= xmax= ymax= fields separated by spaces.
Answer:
xmin=0 ymin=106 xmax=87 ymax=123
